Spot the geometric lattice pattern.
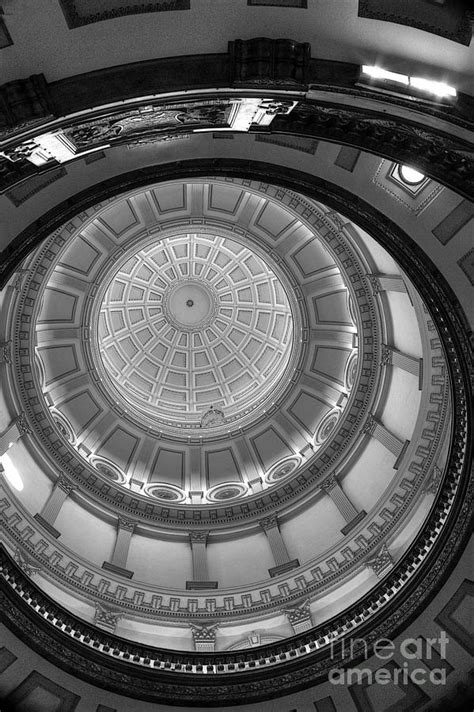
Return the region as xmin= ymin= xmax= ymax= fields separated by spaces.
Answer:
xmin=99 ymin=234 xmax=293 ymax=424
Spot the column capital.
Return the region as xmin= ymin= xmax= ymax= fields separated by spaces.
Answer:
xmin=190 ymin=622 xmax=219 ymax=651
xmin=362 ymin=414 xmax=377 ymax=436
xmin=380 ymin=345 xmax=393 ymax=367
xmin=367 ymin=274 xmax=381 ymax=295
xmin=365 ymin=543 xmax=393 ymax=579
xmin=94 ymin=603 xmax=123 ymax=632
xmin=56 ymin=474 xmax=75 ymax=494
xmin=0 ymin=341 xmax=12 ymax=365
xmin=423 ymin=463 xmax=443 ymax=495
xmin=189 ymin=530 xmax=209 ymax=544
xmin=15 ymin=413 xmax=31 ymax=437
xmin=319 ymin=473 xmax=338 ymax=492
xmin=118 ymin=517 xmax=135 ymax=532
xmin=258 ymin=513 xmax=279 ymax=531
xmin=12 ymin=269 xmax=30 ymax=292
xmin=14 ymin=548 xmax=41 ymax=578
xmin=190 ymin=622 xmax=219 ymax=642
xmin=283 ymin=598 xmax=312 ymax=633
xmin=283 ymin=597 xmax=310 ymax=623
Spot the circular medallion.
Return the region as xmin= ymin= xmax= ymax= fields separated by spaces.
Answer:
xmin=265 ymin=456 xmax=301 ymax=484
xmin=162 ymin=278 xmax=218 ymax=332
xmin=315 ymin=410 xmax=341 ymax=445
xmin=207 ymin=482 xmax=247 ymax=501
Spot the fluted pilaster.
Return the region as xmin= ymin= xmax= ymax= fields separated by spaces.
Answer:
xmin=320 ymin=474 xmax=366 ymax=534
xmin=363 ymin=416 xmax=409 ymax=467
xmin=186 ymin=531 xmax=218 ymax=590
xmin=34 ymin=475 xmax=75 ymax=538
xmin=259 ymin=514 xmax=299 ymax=577
xmin=381 ymin=344 xmax=422 ymax=388
xmin=102 ymin=518 xmax=135 ymax=579
xmin=0 ymin=415 xmax=30 ymax=456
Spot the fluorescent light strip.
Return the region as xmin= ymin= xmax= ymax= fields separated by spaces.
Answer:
xmin=362 ymin=66 xmax=456 ymax=98
xmin=362 ymin=65 xmax=409 ymax=85
xmin=409 ymin=77 xmax=456 ymax=97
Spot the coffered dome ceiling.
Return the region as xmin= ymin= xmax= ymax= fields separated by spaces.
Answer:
xmin=20 ymin=177 xmax=382 ymax=511
xmin=2 ymin=168 xmax=454 ymax=654
xmin=0 ymin=10 xmax=471 ymax=708
xmin=98 ymin=232 xmax=294 ymax=427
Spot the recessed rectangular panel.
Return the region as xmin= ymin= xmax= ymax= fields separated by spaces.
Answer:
xmin=37 ymin=288 xmax=78 ymax=324
xmin=59 ymin=236 xmax=100 ymax=275
xmin=5 ymin=670 xmax=80 ymax=712
xmin=5 ymin=167 xmax=66 ymax=206
xmin=97 ymin=427 xmax=139 ymax=470
xmin=334 ymin=146 xmax=361 ymax=171
xmin=313 ymin=290 xmax=352 ymax=326
xmin=310 ymin=346 xmax=351 ymax=386
xmin=458 ymin=249 xmax=474 ymax=286
xmin=208 ymin=184 xmax=243 ymax=214
xmin=254 ymin=202 xmax=295 ymax=240
xmin=288 ymin=391 xmax=329 ymax=435
xmin=292 ymin=238 xmax=335 ymax=277
xmin=150 ymin=448 xmax=184 ymax=487
xmin=255 ymin=133 xmax=316 ymax=152
xmin=432 ymin=199 xmax=474 ymax=244
xmin=206 ymin=448 xmax=241 ymax=487
xmin=153 ymin=183 xmax=186 ymax=213
xmin=100 ymin=199 xmax=139 ymax=236
xmin=0 ymin=646 xmax=17 ymax=673
xmin=251 ymin=427 xmax=293 ymax=470
xmin=0 ymin=18 xmax=13 ymax=47
xmin=57 ymin=390 xmax=102 ymax=434
xmin=58 ymin=0 xmax=190 ymax=29
xmin=37 ymin=344 xmax=79 ymax=386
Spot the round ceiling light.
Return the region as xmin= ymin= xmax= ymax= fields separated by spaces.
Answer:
xmin=398 ymin=165 xmax=425 ymax=185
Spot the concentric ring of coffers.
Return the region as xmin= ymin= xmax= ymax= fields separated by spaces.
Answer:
xmin=96 ymin=232 xmax=295 ymax=428
xmin=2 ymin=177 xmax=454 ymax=655
xmin=9 ymin=178 xmax=383 ymax=519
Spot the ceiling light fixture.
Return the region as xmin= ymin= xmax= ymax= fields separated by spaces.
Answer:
xmin=360 ymin=66 xmax=456 ymax=99
xmin=409 ymin=76 xmax=456 ymax=97
xmin=361 ymin=65 xmax=409 ymax=85
xmin=398 ymin=165 xmax=425 ymax=185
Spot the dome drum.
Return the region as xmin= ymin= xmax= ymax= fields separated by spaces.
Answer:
xmin=0 ymin=163 xmax=468 ymax=707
